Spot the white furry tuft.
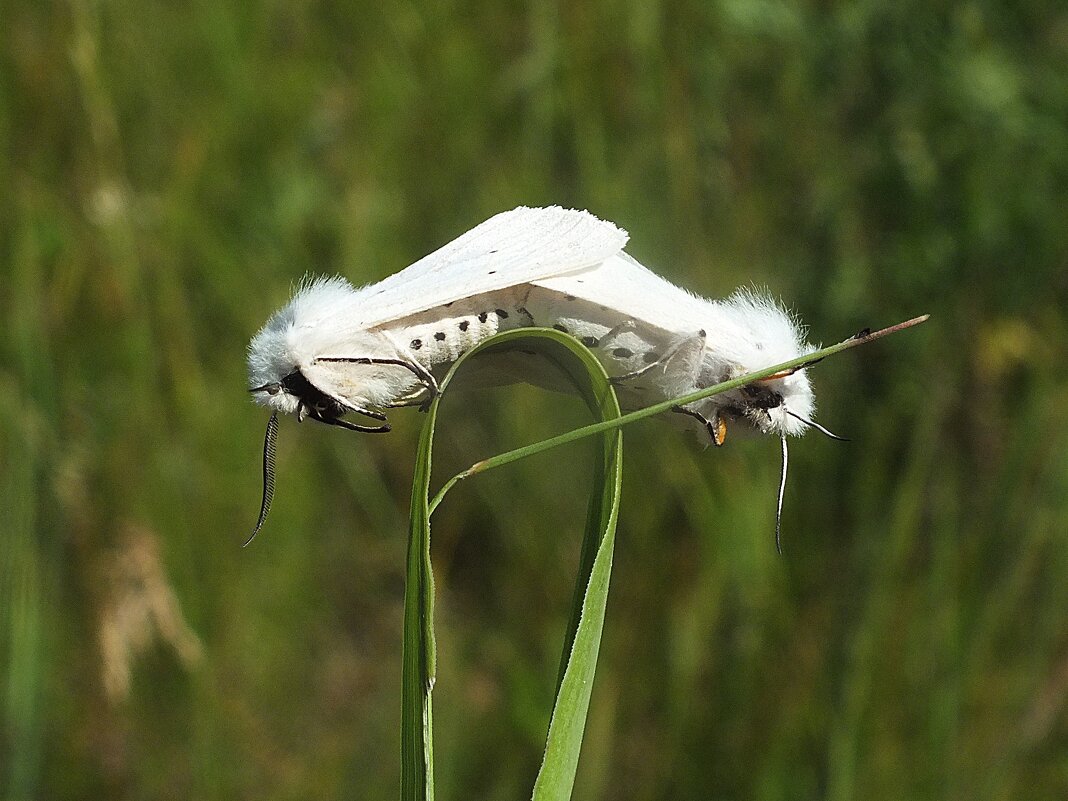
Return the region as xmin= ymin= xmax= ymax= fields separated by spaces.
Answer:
xmin=247 ymin=276 xmax=360 ymax=414
xmin=712 ymin=290 xmax=817 ymax=436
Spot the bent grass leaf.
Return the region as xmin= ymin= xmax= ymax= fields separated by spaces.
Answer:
xmin=402 ymin=315 xmax=928 ymax=801
xmin=403 ymin=328 xmax=623 ymax=801
xmin=431 ymin=315 xmax=930 ymax=488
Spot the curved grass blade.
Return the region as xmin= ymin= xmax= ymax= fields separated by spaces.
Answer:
xmin=401 ymin=314 xmax=928 ymax=800
xmin=431 ymin=315 xmax=930 ymax=500
xmin=401 ymin=328 xmax=624 ymax=801
xmin=530 ymin=347 xmax=622 ymax=801
xmin=402 ymin=392 xmax=439 ymax=801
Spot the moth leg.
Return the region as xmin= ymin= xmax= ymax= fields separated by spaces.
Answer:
xmin=298 ymin=397 xmax=388 ymax=426
xmin=403 ymin=359 xmax=440 ymax=397
xmin=611 ymin=329 xmax=706 ymax=384
xmin=317 ymin=355 xmax=441 ymax=397
xmin=384 ymin=386 xmax=434 ymax=409
xmin=328 ymin=417 xmax=392 ymax=434
xmin=672 ymin=405 xmax=727 ymax=446
xmin=385 ymin=395 xmax=430 ymax=409
xmin=594 ymin=319 xmax=638 ymax=347
xmin=306 ymin=406 xmax=391 ymax=433
xmin=348 ymin=405 xmax=389 ymax=422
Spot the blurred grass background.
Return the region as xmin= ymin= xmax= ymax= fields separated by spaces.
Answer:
xmin=2 ymin=0 xmax=1067 ymax=799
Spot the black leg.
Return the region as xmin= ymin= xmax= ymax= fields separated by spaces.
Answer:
xmin=306 ymin=406 xmax=391 ymax=433
xmin=672 ymin=405 xmax=726 ymax=446
xmin=349 ymin=405 xmax=388 ymax=422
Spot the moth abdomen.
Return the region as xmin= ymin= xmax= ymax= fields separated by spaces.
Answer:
xmin=390 ymin=288 xmax=531 ymax=368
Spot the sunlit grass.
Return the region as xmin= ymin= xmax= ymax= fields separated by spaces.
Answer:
xmin=2 ymin=1 xmax=1067 ymax=799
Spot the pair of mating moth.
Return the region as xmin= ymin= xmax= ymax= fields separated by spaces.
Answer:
xmin=247 ymin=206 xmax=839 ymax=546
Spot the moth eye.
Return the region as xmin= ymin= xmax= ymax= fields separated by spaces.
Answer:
xmin=267 ymin=383 xmax=282 ymax=396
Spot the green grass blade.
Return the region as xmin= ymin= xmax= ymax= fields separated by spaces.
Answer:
xmin=401 ymin=379 xmax=439 ymax=801
xmin=530 ymin=351 xmax=622 ymax=801
xmin=402 ymin=315 xmax=927 ymax=799
xmin=402 ymin=328 xmax=624 ymax=801
xmin=430 ymin=315 xmax=930 ymax=502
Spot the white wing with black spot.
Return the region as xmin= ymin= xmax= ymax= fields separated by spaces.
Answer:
xmin=350 ymin=206 xmax=628 ymax=329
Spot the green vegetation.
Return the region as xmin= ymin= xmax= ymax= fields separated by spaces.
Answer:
xmin=2 ymin=1 xmax=1066 ymax=799
xmin=405 ymin=328 xmax=623 ymax=801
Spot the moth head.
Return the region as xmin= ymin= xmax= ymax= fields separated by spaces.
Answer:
xmin=248 ymin=370 xmax=312 ymax=416
xmin=711 ymin=289 xmax=819 ymax=438
xmin=747 ymin=368 xmax=815 ymax=437
xmin=246 ymin=319 xmax=308 ymax=417
xmin=246 ymin=276 xmax=359 ymax=417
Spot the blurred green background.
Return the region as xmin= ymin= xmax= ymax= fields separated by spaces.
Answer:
xmin=2 ymin=0 xmax=1066 ymax=798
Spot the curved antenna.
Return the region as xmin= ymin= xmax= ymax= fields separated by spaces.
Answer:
xmin=776 ymin=433 xmax=788 ymax=555
xmin=785 ymin=409 xmax=849 ymax=441
xmin=245 ymin=411 xmax=279 ymax=547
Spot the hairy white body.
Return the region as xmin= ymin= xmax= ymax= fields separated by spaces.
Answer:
xmin=246 ymin=206 xmax=821 ymax=544
xmin=248 ymin=207 xmax=815 ymax=442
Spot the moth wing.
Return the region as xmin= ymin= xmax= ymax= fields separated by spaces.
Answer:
xmin=534 ymin=252 xmax=710 ymax=335
xmin=351 ymin=206 xmax=628 ymax=328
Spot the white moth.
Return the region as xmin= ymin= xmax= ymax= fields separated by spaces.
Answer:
xmin=247 ymin=206 xmax=835 ymax=547
xmin=246 ymin=207 xmax=627 ymax=541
